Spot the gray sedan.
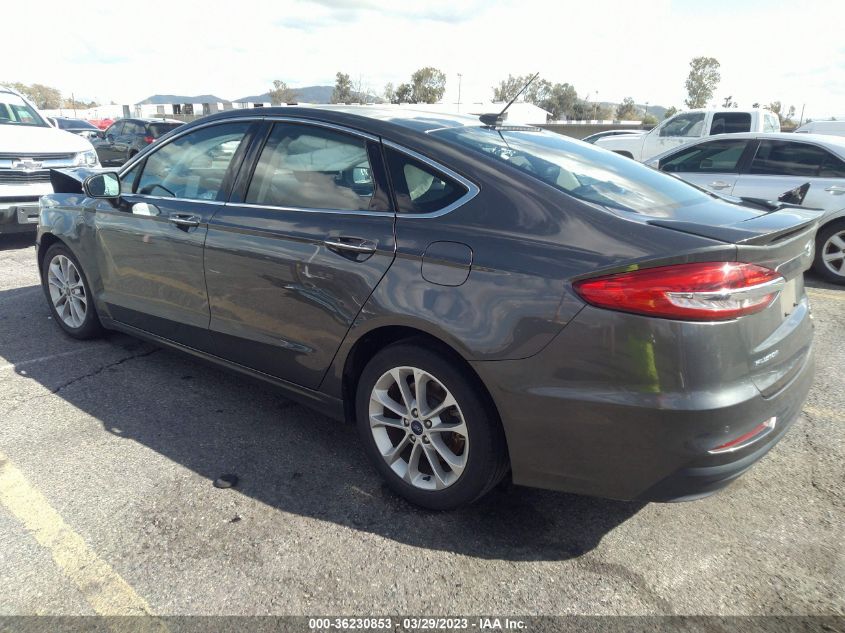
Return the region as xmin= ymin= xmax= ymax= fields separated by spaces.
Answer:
xmin=646 ymin=132 xmax=845 ymax=284
xmin=36 ymin=107 xmax=817 ymax=509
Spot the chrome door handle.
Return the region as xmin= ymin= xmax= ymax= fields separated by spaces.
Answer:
xmin=709 ymin=181 xmax=732 ymax=190
xmin=169 ymin=213 xmax=201 ymax=228
xmin=323 ymin=239 xmax=376 ymax=254
xmin=824 ymin=185 xmax=845 ymax=194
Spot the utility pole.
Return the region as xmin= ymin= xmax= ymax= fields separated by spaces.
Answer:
xmin=72 ymin=92 xmax=76 ymax=117
xmin=593 ymin=91 xmax=598 ymax=120
xmin=457 ymin=73 xmax=462 ymax=113
xmin=799 ymin=104 xmax=806 ymax=126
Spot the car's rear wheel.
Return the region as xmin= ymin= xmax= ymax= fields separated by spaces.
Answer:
xmin=41 ymin=243 xmax=103 ymax=339
xmin=813 ymin=220 xmax=845 ymax=285
xmin=356 ymin=342 xmax=508 ymax=510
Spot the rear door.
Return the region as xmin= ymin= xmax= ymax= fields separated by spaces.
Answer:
xmin=97 ymin=121 xmax=123 ymax=165
xmin=732 ymin=139 xmax=845 ymax=210
xmin=658 ymin=137 xmax=753 ymax=194
xmin=203 ymin=119 xmax=396 ymax=389
xmin=95 ymin=120 xmax=256 ymax=346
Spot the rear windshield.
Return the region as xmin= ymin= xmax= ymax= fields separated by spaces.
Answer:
xmin=433 ymin=126 xmax=712 ymax=217
xmin=148 ymin=122 xmax=181 ymax=138
xmin=56 ymin=118 xmax=97 ymax=130
xmin=0 ymin=92 xmax=47 ymax=127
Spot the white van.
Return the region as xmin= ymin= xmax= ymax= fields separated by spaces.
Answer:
xmin=794 ymin=120 xmax=845 ymax=137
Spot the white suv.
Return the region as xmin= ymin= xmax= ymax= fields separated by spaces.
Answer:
xmin=0 ymin=87 xmax=99 ymax=234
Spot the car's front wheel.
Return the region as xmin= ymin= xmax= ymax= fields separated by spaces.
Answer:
xmin=41 ymin=243 xmax=103 ymax=339
xmin=813 ymin=220 xmax=845 ymax=285
xmin=356 ymin=342 xmax=508 ymax=510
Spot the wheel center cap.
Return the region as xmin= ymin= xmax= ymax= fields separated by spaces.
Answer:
xmin=411 ymin=420 xmax=424 ymax=435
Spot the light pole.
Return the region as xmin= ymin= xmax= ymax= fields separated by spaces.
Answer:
xmin=457 ymin=73 xmax=463 ymax=112
xmin=593 ymin=91 xmax=598 ymax=120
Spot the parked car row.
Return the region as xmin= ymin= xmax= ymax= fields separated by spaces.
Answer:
xmin=36 ymin=106 xmax=818 ymax=509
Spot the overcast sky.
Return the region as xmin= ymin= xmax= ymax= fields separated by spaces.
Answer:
xmin=4 ymin=0 xmax=844 ymax=119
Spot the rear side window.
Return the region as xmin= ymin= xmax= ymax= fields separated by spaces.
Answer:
xmin=710 ymin=112 xmax=752 ymax=134
xmin=659 ymin=112 xmax=705 ymax=138
xmin=246 ymin=123 xmax=379 ymax=211
xmin=660 ymin=139 xmax=750 ymax=174
xmin=149 ymin=122 xmax=181 ymax=138
xmin=749 ymin=140 xmax=844 ymax=177
xmin=123 ymin=121 xmax=144 ymax=135
xmin=384 ymin=147 xmax=466 ymax=214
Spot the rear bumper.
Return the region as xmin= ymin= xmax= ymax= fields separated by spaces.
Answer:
xmin=472 ymin=305 xmax=815 ymax=502
xmin=0 ymin=198 xmax=41 ymax=233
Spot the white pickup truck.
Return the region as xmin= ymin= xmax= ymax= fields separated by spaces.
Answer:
xmin=0 ymin=86 xmax=99 ymax=234
xmin=595 ymin=108 xmax=781 ymax=162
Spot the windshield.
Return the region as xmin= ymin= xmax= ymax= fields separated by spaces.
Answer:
xmin=0 ymin=92 xmax=47 ymax=127
xmin=433 ymin=126 xmax=713 ymax=217
xmin=56 ymin=118 xmax=98 ymax=130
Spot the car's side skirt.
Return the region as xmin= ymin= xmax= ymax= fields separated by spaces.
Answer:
xmin=101 ymin=318 xmax=346 ymax=422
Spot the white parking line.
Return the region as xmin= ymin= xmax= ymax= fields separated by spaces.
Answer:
xmin=0 ymin=345 xmax=107 ymax=373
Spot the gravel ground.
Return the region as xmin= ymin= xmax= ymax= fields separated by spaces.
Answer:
xmin=0 ymin=233 xmax=842 ymax=618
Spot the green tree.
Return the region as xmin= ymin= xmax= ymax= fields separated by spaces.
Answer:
xmin=331 ymin=72 xmax=354 ymax=104
xmin=269 ymin=80 xmax=296 ymax=105
xmin=410 ymin=67 xmax=446 ymax=104
xmin=492 ymin=74 xmax=532 ymax=102
xmin=642 ymin=113 xmax=659 ymax=125
xmin=752 ymin=102 xmax=760 ymax=108
xmin=766 ymin=101 xmax=797 ymax=127
xmin=2 ymin=82 xmax=62 ymax=109
xmin=684 ymin=57 xmax=721 ymax=109
xmin=393 ymin=83 xmax=413 ymax=104
xmin=616 ymin=97 xmax=638 ymax=120
xmin=722 ymin=95 xmax=737 ymax=108
xmin=663 ymin=106 xmax=678 ymax=119
xmin=537 ymin=82 xmax=578 ymax=120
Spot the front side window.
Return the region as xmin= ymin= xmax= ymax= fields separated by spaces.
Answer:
xmin=0 ymin=92 xmax=47 ymax=127
xmin=660 ymin=139 xmax=750 ymax=174
xmin=659 ymin=112 xmax=706 ymax=138
xmin=763 ymin=114 xmax=780 ymax=133
xmin=105 ymin=121 xmax=124 ymax=137
xmin=749 ymin=140 xmax=832 ymax=177
xmin=710 ymin=112 xmax=752 ymax=134
xmin=434 ymin=125 xmax=713 ymax=218
xmin=246 ymin=123 xmax=377 ymax=211
xmin=384 ymin=148 xmax=466 ymax=214
xmin=135 ymin=122 xmax=249 ymax=200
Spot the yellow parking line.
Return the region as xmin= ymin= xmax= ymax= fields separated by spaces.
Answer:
xmin=0 ymin=450 xmax=167 ymax=628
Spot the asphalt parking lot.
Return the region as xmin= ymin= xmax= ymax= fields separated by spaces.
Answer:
xmin=0 ymin=232 xmax=842 ymax=618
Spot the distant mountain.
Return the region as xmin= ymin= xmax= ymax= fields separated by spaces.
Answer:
xmin=136 ymin=94 xmax=230 ymax=105
xmin=234 ymin=85 xmax=334 ymax=104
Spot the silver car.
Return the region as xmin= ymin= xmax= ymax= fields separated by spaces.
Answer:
xmin=647 ymin=132 xmax=845 ymax=284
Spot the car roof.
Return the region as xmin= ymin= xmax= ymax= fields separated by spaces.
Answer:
xmin=198 ymin=105 xmax=482 ymax=136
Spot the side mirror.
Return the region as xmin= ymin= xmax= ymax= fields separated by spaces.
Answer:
xmin=83 ymin=172 xmax=120 ymax=199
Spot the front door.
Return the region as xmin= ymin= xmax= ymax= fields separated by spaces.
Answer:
xmin=94 ymin=120 xmax=255 ymax=347
xmin=204 ymin=120 xmax=396 ymax=389
xmin=642 ymin=111 xmax=707 ymax=160
xmin=659 ymin=137 xmax=753 ymax=194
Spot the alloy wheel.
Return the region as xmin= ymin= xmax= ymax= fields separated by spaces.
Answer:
xmin=821 ymin=230 xmax=845 ymax=277
xmin=368 ymin=366 xmax=469 ymax=491
xmin=47 ymin=254 xmax=88 ymax=328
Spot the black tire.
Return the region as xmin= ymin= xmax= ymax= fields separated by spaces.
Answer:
xmin=41 ymin=243 xmax=104 ymax=339
xmin=355 ymin=342 xmax=508 ymax=510
xmin=812 ymin=220 xmax=845 ymax=285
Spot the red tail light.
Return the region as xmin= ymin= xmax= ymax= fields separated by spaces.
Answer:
xmin=709 ymin=417 xmax=777 ymax=454
xmin=572 ymin=262 xmax=784 ymax=321
xmin=144 ymin=136 xmax=154 ymax=144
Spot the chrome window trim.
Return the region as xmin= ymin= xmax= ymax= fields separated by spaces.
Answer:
xmin=125 ymin=193 xmax=227 ymax=206
xmin=382 ymin=140 xmax=480 ymax=219
xmin=223 ymin=201 xmax=393 ymax=218
xmin=117 ymin=116 xmax=265 ymax=176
